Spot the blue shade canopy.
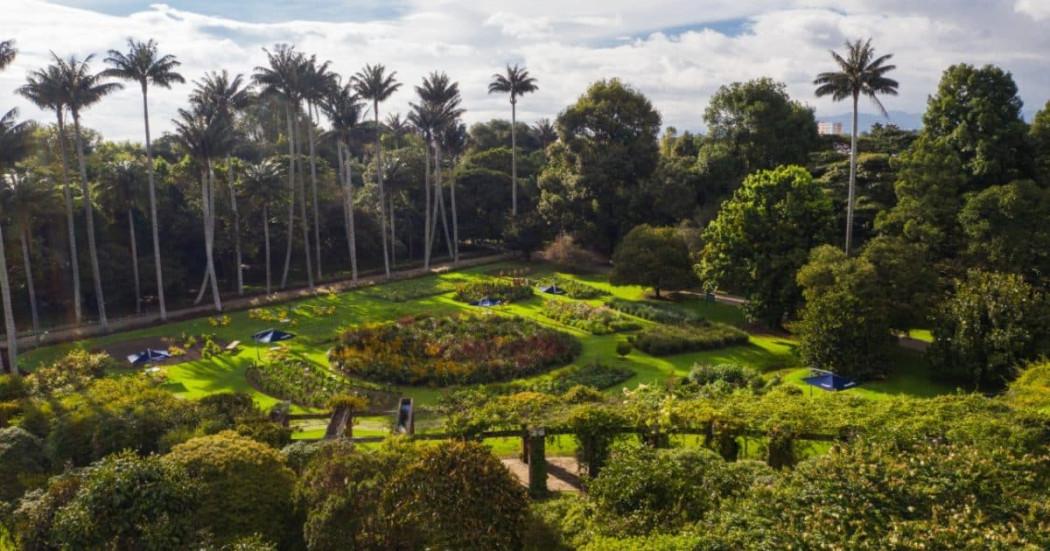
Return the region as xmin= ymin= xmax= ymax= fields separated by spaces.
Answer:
xmin=252 ymin=329 xmax=296 ymax=344
xmin=126 ymin=348 xmax=171 ymax=365
xmin=539 ymin=285 xmax=565 ymax=295
xmin=472 ymin=297 xmax=502 ymax=307
xmin=802 ymin=370 xmax=858 ymax=391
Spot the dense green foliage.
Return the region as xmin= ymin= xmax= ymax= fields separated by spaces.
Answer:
xmin=246 ymin=357 xmax=359 ymax=408
xmin=540 ymin=299 xmax=640 ymax=335
xmin=929 ymin=270 xmax=1050 ymax=388
xmin=453 ymin=277 xmax=533 ymax=303
xmin=610 ymin=224 xmax=694 ymax=297
xmin=604 ymin=298 xmax=703 ymax=324
xmin=697 ymin=166 xmax=834 ymax=326
xmin=628 ymin=322 xmax=749 ymax=356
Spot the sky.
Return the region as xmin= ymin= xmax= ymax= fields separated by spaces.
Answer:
xmin=1 ymin=0 xmax=1049 ymax=141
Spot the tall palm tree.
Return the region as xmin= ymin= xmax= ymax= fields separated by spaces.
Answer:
xmin=353 ymin=63 xmax=401 ymax=278
xmin=190 ymin=70 xmax=251 ymax=297
xmin=242 ymin=159 xmax=284 ymax=294
xmin=419 ymin=72 xmax=463 ymax=265
xmin=19 ymin=64 xmax=83 ymax=323
xmin=488 ymin=64 xmax=537 ymax=216
xmin=533 ymin=118 xmax=556 ymax=149
xmin=386 ymin=113 xmax=410 ymax=149
xmin=0 ymin=39 xmax=14 ymax=70
xmin=254 ymin=45 xmax=314 ymax=289
xmin=54 ymin=53 xmax=122 ymax=331
xmin=322 ymin=80 xmax=364 ymax=281
xmin=814 ymin=38 xmax=898 ymax=256
xmin=301 ymin=55 xmax=334 ymax=280
xmin=103 ymin=38 xmax=184 ymax=320
xmin=0 ymin=108 xmax=32 ymax=372
xmin=173 ymin=105 xmax=232 ymax=312
xmin=408 ymin=102 xmax=437 ymax=269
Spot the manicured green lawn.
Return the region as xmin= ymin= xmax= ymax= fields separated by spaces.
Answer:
xmin=20 ymin=260 xmax=950 ymax=446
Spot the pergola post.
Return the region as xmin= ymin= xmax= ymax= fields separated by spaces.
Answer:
xmin=527 ymin=427 xmax=547 ymax=497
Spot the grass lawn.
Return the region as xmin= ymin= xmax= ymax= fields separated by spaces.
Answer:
xmin=20 ymin=260 xmax=951 ymax=451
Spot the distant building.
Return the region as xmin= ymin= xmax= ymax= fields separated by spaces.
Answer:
xmin=818 ymin=121 xmax=844 ymax=136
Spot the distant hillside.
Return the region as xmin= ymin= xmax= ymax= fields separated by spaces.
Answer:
xmin=816 ymin=110 xmax=923 ymax=133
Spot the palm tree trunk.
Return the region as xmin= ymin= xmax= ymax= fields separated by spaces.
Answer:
xmin=228 ymin=159 xmax=243 ymax=296
xmin=295 ymin=110 xmax=315 ymax=289
xmin=19 ymin=227 xmax=39 ymax=334
xmin=263 ymin=204 xmax=271 ymax=295
xmin=0 ymin=225 xmax=18 ymax=374
xmin=449 ymin=148 xmax=459 ymax=264
xmin=511 ymin=99 xmax=518 ymax=216
xmin=389 ymin=195 xmax=396 ymax=268
xmin=55 ymin=113 xmax=82 ymax=324
xmin=72 ymin=110 xmax=107 ymax=330
xmin=422 ymin=139 xmax=432 ymax=269
xmin=127 ymin=209 xmax=141 ymax=314
xmin=141 ymin=86 xmax=167 ymax=321
xmin=431 ymin=147 xmax=453 ymax=261
xmin=375 ymin=101 xmax=390 ymax=278
xmin=845 ymin=93 xmax=859 ymax=256
xmin=280 ymin=105 xmax=297 ymax=289
xmin=205 ymin=164 xmax=222 ymax=311
xmin=307 ymin=102 xmax=322 ymax=280
xmin=345 ymin=145 xmax=358 ymax=282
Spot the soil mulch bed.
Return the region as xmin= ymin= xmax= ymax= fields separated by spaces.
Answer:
xmin=97 ymin=336 xmax=226 ymax=366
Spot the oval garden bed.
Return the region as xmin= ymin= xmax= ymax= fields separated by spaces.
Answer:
xmin=328 ymin=314 xmax=580 ymax=386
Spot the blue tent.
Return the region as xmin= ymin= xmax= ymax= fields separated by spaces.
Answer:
xmin=473 ymin=297 xmax=502 ymax=307
xmin=252 ymin=329 xmax=296 ymax=344
xmin=126 ymin=348 xmax=171 ymax=365
xmin=539 ymin=284 xmax=566 ymax=295
xmin=802 ymin=370 xmax=858 ymax=391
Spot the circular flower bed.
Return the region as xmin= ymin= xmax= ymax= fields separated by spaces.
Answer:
xmin=328 ymin=314 xmax=580 ymax=386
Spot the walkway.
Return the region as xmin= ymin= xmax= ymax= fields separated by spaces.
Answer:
xmin=11 ymin=252 xmax=514 ymax=353
xmin=501 ymin=456 xmax=582 ymax=493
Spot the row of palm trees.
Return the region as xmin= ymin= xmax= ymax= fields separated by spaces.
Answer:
xmin=0 ymin=36 xmax=541 ymax=370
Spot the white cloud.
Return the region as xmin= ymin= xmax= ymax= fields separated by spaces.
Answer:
xmin=1 ymin=0 xmax=1047 ymax=141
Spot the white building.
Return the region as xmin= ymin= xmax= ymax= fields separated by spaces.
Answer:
xmin=818 ymin=121 xmax=844 ymax=136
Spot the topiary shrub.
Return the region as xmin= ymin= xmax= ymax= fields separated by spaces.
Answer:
xmin=616 ymin=342 xmax=632 ymax=357
xmin=165 ymin=431 xmax=296 ymax=547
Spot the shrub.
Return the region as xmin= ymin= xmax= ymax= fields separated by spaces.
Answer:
xmin=540 ymin=233 xmax=605 ymax=272
xmin=24 ymin=350 xmax=115 ymax=396
xmin=928 ymin=270 xmax=1050 ymax=389
xmin=165 ymin=431 xmax=296 ymax=547
xmin=384 ymin=441 xmax=529 ymax=549
xmin=541 ymin=300 xmax=641 ymax=334
xmin=616 ymin=342 xmax=632 ymax=357
xmin=453 ymin=278 xmax=533 ymax=304
xmin=490 ymin=362 xmax=633 ymax=395
xmin=246 ymin=360 xmax=359 ymax=408
xmin=0 ymin=427 xmax=49 ymax=503
xmin=687 ymin=363 xmax=761 ymax=389
xmin=610 ymin=224 xmax=696 ymax=298
xmin=629 ymin=323 xmax=748 ymax=356
xmin=605 ymin=298 xmax=703 ymax=324
xmin=1005 ymin=361 xmax=1050 ymax=412
xmin=46 ymin=451 xmax=198 ymax=550
xmin=0 ymin=374 xmax=27 ymax=401
xmin=330 ymin=314 xmax=580 ymax=386
xmin=359 ymin=277 xmax=454 ymax=302
xmin=562 ymin=385 xmax=608 ymax=404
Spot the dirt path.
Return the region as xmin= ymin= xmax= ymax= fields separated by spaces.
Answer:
xmin=501 ymin=456 xmax=583 ymax=493
xmin=12 ymin=252 xmax=514 ymax=354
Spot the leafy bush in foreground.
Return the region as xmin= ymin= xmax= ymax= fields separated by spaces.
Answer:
xmin=629 ymin=322 xmax=748 ymax=356
xmin=605 ymin=298 xmax=703 ymax=324
xmin=541 ymin=299 xmax=641 ymax=334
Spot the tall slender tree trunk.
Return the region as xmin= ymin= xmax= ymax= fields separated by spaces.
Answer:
xmin=422 ymin=139 xmax=432 ymax=269
xmin=263 ymin=204 xmax=271 ymax=295
xmin=127 ymin=209 xmax=141 ymax=314
xmin=0 ymin=224 xmax=17 ymax=374
xmin=344 ymin=144 xmax=358 ymax=281
xmin=430 ymin=146 xmax=453 ymax=261
xmin=141 ymin=86 xmax=167 ymax=321
xmin=296 ymin=111 xmax=315 ymax=289
xmin=511 ymin=98 xmax=518 ymax=216
xmin=845 ymin=93 xmax=859 ymax=256
xmin=72 ymin=111 xmax=108 ymax=330
xmin=228 ymin=159 xmax=243 ymax=296
xmin=55 ymin=114 xmax=82 ymax=324
xmin=280 ymin=105 xmax=297 ymax=289
xmin=448 ymin=147 xmax=459 ymax=264
xmin=307 ymin=102 xmax=322 ymax=280
xmin=374 ymin=101 xmax=390 ymax=278
xmin=19 ymin=227 xmax=39 ymax=334
xmin=389 ymin=195 xmax=396 ymax=268
xmin=204 ymin=164 xmax=222 ymax=311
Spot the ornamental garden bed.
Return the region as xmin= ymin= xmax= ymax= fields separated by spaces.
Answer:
xmin=358 ymin=277 xmax=455 ymax=302
xmin=628 ymin=322 xmax=749 ymax=356
xmin=453 ymin=278 xmax=533 ymax=304
xmin=536 ymin=277 xmax=607 ymax=299
xmin=328 ymin=314 xmax=580 ymax=386
xmin=246 ymin=355 xmax=398 ymax=409
xmin=605 ymin=298 xmax=704 ymax=324
xmin=541 ymin=299 xmax=641 ymax=335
